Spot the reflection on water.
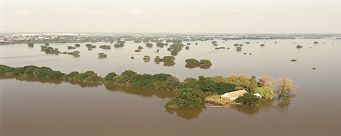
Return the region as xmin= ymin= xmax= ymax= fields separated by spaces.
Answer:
xmin=166 ymin=107 xmax=205 ymax=120
xmin=105 ymin=84 xmax=176 ymax=99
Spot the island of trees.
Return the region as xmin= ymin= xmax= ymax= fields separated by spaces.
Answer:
xmin=0 ymin=64 xmax=295 ymax=109
xmin=185 ymin=59 xmax=212 ymax=69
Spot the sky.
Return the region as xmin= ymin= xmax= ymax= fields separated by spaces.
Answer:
xmin=0 ymin=0 xmax=340 ymax=33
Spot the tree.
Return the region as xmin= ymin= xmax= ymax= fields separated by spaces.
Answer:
xmin=249 ymin=76 xmax=257 ymax=92
xmin=254 ymin=86 xmax=275 ymax=100
xmin=165 ymin=88 xmax=205 ymax=108
xmin=235 ymin=93 xmax=260 ymax=105
xmin=277 ymin=78 xmax=295 ymax=93
xmin=259 ymin=75 xmax=273 ymax=87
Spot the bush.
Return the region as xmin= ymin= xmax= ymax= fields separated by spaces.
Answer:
xmin=165 ymin=88 xmax=205 ymax=108
xmin=99 ymin=45 xmax=111 ymax=50
xmin=162 ymin=56 xmax=175 ymax=66
xmin=143 ymin=56 xmax=150 ymax=62
xmin=235 ymin=93 xmax=260 ymax=105
xmin=146 ymin=43 xmax=153 ymax=48
xmin=98 ymin=53 xmax=107 ymax=59
xmin=277 ymin=78 xmax=295 ymax=93
xmin=199 ymin=59 xmax=212 ymax=69
xmin=185 ymin=59 xmax=200 ymax=68
xmin=259 ymin=76 xmax=273 ymax=87
xmin=254 ymin=86 xmax=275 ymax=100
xmin=226 ymin=75 xmax=257 ymax=92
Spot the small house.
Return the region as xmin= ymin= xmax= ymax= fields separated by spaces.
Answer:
xmin=220 ymin=90 xmax=247 ymax=101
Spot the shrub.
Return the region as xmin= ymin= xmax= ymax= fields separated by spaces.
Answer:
xmin=185 ymin=59 xmax=200 ymax=68
xmin=199 ymin=59 xmax=212 ymax=69
xmin=143 ymin=56 xmax=150 ymax=62
xmin=98 ymin=53 xmax=107 ymax=59
xmin=277 ymin=78 xmax=295 ymax=93
xmin=235 ymin=93 xmax=260 ymax=105
xmin=99 ymin=45 xmax=111 ymax=50
xmin=162 ymin=56 xmax=175 ymax=66
xmin=254 ymin=86 xmax=275 ymax=99
xmin=165 ymin=88 xmax=205 ymax=108
xmin=259 ymin=76 xmax=273 ymax=87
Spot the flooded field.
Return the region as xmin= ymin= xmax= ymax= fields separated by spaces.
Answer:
xmin=1 ymin=39 xmax=341 ymax=136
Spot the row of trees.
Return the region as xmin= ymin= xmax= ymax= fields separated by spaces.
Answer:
xmin=0 ymin=64 xmax=295 ymax=108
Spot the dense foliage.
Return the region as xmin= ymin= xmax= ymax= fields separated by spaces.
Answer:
xmin=166 ymin=88 xmax=205 ymax=108
xmin=185 ymin=58 xmax=212 ymax=69
xmin=235 ymin=93 xmax=260 ymax=105
xmin=254 ymin=86 xmax=275 ymax=100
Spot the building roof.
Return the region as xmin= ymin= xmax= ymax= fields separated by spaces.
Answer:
xmin=221 ymin=90 xmax=247 ymax=98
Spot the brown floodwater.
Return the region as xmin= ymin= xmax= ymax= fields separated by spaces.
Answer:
xmin=1 ymin=39 xmax=341 ymax=136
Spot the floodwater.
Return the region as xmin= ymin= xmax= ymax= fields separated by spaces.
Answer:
xmin=1 ymin=39 xmax=341 ymax=136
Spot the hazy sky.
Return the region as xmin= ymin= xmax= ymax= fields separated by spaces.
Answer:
xmin=0 ymin=0 xmax=340 ymax=33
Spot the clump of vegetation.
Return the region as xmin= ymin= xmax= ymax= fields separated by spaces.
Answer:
xmin=169 ymin=43 xmax=185 ymax=56
xmin=215 ymin=47 xmax=225 ymax=49
xmin=86 ymin=44 xmax=96 ymax=50
xmin=143 ymin=55 xmax=150 ymax=62
xmin=75 ymin=44 xmax=80 ymax=47
xmin=166 ymin=88 xmax=205 ymax=109
xmin=61 ymin=51 xmax=80 ymax=57
xmin=138 ymin=46 xmax=143 ymax=50
xmin=134 ymin=49 xmax=141 ymax=52
xmin=67 ymin=46 xmax=76 ymax=50
xmin=185 ymin=59 xmax=212 ymax=69
xmin=98 ymin=53 xmax=107 ymax=59
xmin=153 ymin=56 xmax=175 ymax=66
xmin=296 ymin=45 xmax=303 ymax=49
xmin=185 ymin=59 xmax=200 ymax=68
xmin=154 ymin=56 xmax=163 ymax=64
xmin=41 ymin=46 xmax=60 ymax=55
xmin=260 ymin=44 xmax=265 ymax=47
xmin=226 ymin=75 xmax=257 ymax=92
xmin=236 ymin=46 xmax=242 ymax=52
xmin=162 ymin=56 xmax=176 ymax=66
xmin=235 ymin=93 xmax=260 ymax=105
xmin=63 ymin=71 xmax=102 ymax=83
xmin=258 ymin=76 xmax=273 ymax=87
xmin=211 ymin=41 xmax=218 ymax=46
xmin=99 ymin=45 xmax=111 ymax=50
xmin=0 ymin=65 xmax=64 ymax=79
xmin=146 ymin=43 xmax=153 ymax=48
xmin=199 ymin=59 xmax=212 ymax=69
xmin=114 ymin=43 xmax=124 ymax=48
xmin=254 ymin=86 xmax=275 ymax=100
xmin=28 ymin=43 xmax=34 ymax=48
xmin=185 ymin=46 xmax=189 ymax=50
xmin=156 ymin=42 xmax=165 ymax=48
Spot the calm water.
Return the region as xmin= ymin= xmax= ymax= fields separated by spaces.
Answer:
xmin=1 ymin=39 xmax=341 ymax=136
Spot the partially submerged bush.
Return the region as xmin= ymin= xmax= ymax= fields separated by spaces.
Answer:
xmin=185 ymin=59 xmax=212 ymax=69
xmin=28 ymin=43 xmax=34 ymax=48
xmin=143 ymin=55 xmax=150 ymax=62
xmin=162 ymin=56 xmax=176 ymax=66
xmin=67 ymin=46 xmax=76 ymax=50
xmin=98 ymin=53 xmax=107 ymax=59
xmin=146 ymin=43 xmax=153 ymax=48
xmin=99 ymin=45 xmax=111 ymax=50
xmin=166 ymin=88 xmax=205 ymax=109
xmin=235 ymin=93 xmax=260 ymax=105
xmin=199 ymin=59 xmax=212 ymax=69
xmin=254 ymin=86 xmax=275 ymax=100
xmin=114 ymin=43 xmax=124 ymax=48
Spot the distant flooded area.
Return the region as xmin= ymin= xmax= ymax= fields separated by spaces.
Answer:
xmin=1 ymin=37 xmax=341 ymax=136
